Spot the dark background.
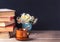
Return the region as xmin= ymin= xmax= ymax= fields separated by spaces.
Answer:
xmin=0 ymin=0 xmax=60 ymax=30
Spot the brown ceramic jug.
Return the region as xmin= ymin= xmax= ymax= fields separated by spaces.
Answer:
xmin=16 ymin=28 xmax=28 ymax=41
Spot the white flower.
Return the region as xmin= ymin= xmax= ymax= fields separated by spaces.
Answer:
xmin=17 ymin=13 xmax=38 ymax=24
xmin=33 ymin=18 xmax=38 ymax=24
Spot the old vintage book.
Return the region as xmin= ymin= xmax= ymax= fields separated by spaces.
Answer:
xmin=0 ymin=9 xmax=15 ymax=17
xmin=0 ymin=16 xmax=15 ymax=22
xmin=0 ymin=24 xmax=15 ymax=32
xmin=0 ymin=32 xmax=9 ymax=39
xmin=0 ymin=22 xmax=14 ymax=27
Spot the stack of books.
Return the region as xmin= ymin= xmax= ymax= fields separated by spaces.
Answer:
xmin=0 ymin=9 xmax=15 ymax=32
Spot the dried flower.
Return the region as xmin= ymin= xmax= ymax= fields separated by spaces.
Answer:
xmin=17 ymin=13 xmax=38 ymax=24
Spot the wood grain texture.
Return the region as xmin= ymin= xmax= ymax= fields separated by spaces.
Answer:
xmin=9 ymin=31 xmax=60 ymax=42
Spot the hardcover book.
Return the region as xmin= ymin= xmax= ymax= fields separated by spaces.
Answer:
xmin=0 ymin=9 xmax=15 ymax=17
xmin=0 ymin=16 xmax=15 ymax=22
xmin=0 ymin=24 xmax=15 ymax=32
xmin=0 ymin=32 xmax=9 ymax=39
xmin=0 ymin=22 xmax=14 ymax=27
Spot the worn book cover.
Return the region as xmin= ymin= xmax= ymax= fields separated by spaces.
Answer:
xmin=0 ymin=24 xmax=15 ymax=32
xmin=0 ymin=9 xmax=15 ymax=17
xmin=0 ymin=16 xmax=15 ymax=22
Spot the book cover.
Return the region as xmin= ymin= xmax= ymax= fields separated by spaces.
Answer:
xmin=0 ymin=24 xmax=15 ymax=32
xmin=0 ymin=22 xmax=14 ymax=27
xmin=0 ymin=16 xmax=15 ymax=22
xmin=0 ymin=9 xmax=15 ymax=17
xmin=0 ymin=32 xmax=9 ymax=39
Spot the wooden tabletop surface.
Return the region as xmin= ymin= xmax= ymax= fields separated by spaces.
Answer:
xmin=0 ymin=31 xmax=60 ymax=42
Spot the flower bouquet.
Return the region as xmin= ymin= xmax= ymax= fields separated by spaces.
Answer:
xmin=17 ymin=13 xmax=38 ymax=32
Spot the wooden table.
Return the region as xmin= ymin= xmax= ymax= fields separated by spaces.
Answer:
xmin=0 ymin=31 xmax=60 ymax=42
